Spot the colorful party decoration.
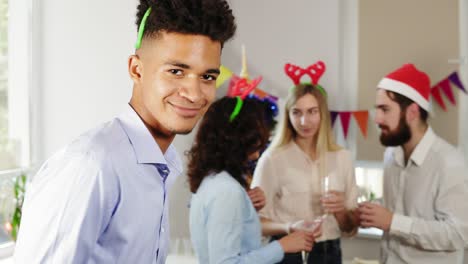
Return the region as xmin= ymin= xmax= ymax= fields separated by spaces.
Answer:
xmin=240 ymin=45 xmax=249 ymax=79
xmin=284 ymin=61 xmax=326 ymax=85
xmin=352 ymin=111 xmax=369 ymax=138
xmin=339 ymin=112 xmax=352 ymax=138
xmin=329 ymin=110 xmax=370 ymax=139
xmin=227 ymin=77 xmax=263 ymax=122
xmin=448 ymin=72 xmax=467 ymax=93
xmin=216 ymin=65 xmax=233 ymax=88
xmin=220 ymin=45 xmax=279 ymax=123
xmin=329 ymin=71 xmax=466 ymax=139
xmin=439 ymin=79 xmax=456 ymax=105
xmin=218 ymin=45 xmax=278 ymax=103
xmin=228 ymin=76 xmax=263 ymax=99
xmin=330 ymin=111 xmax=339 ymax=127
xmin=430 ymin=71 xmax=467 ymax=111
xmin=430 ymin=85 xmax=447 ymax=111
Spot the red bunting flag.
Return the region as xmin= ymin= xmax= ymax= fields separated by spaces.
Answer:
xmin=439 ymin=79 xmax=456 ymax=105
xmin=352 ymin=111 xmax=369 ymax=138
xmin=339 ymin=112 xmax=352 ymax=139
xmin=430 ymin=85 xmax=447 ymax=111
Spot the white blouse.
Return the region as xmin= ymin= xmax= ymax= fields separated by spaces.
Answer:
xmin=252 ymin=141 xmax=358 ymax=241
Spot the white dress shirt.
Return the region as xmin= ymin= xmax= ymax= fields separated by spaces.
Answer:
xmin=381 ymin=127 xmax=468 ymax=264
xmin=252 ymin=142 xmax=358 ymax=241
xmin=14 ymin=104 xmax=182 ymax=264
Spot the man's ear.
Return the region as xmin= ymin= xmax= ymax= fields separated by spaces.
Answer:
xmin=128 ymin=54 xmax=142 ymax=82
xmin=406 ymin=102 xmax=420 ymax=123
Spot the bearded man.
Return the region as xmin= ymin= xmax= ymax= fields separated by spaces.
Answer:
xmin=358 ymin=64 xmax=468 ymax=264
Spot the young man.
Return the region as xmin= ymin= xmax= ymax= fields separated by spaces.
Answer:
xmin=14 ymin=1 xmax=236 ymax=263
xmin=359 ymin=64 xmax=468 ymax=263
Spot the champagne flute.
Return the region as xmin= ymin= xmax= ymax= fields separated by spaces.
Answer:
xmin=321 ymin=174 xmax=330 ymax=218
xmin=320 ymin=173 xmax=330 ymax=263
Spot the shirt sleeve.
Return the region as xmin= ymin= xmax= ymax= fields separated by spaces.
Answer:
xmin=205 ymin=183 xmax=284 ymax=264
xmin=14 ymin=152 xmax=117 ymax=263
xmin=389 ymin=163 xmax=468 ymax=251
xmin=251 ymin=152 xmax=278 ymax=219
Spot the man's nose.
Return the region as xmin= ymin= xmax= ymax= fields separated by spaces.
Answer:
xmin=178 ymin=75 xmax=203 ymax=103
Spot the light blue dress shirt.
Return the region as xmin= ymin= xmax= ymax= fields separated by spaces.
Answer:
xmin=189 ymin=171 xmax=284 ymax=264
xmin=14 ymin=104 xmax=182 ymax=264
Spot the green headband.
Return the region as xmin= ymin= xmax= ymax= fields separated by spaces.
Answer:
xmin=229 ymin=96 xmax=244 ymax=122
xmin=315 ymin=84 xmax=327 ymax=97
xmin=135 ymin=7 xmax=152 ymax=49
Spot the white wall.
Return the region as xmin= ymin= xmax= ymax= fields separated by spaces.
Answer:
xmin=222 ymin=0 xmax=342 ymax=101
xmin=459 ymin=0 xmax=468 ymax=161
xmin=37 ymin=0 xmax=137 ymax=160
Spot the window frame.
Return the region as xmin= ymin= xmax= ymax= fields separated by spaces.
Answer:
xmin=3 ymin=0 xmax=33 ymax=171
xmin=0 ymin=0 xmax=33 ymax=254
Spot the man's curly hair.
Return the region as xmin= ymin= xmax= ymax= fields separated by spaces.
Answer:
xmin=187 ymin=97 xmax=270 ymax=193
xmin=136 ymin=0 xmax=236 ymax=45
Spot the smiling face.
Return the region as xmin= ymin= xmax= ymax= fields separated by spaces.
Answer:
xmin=288 ymin=93 xmax=321 ymax=140
xmin=128 ymin=31 xmax=221 ymax=138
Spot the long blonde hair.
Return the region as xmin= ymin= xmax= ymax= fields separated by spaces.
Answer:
xmin=270 ymin=84 xmax=342 ymax=182
xmin=271 ymin=83 xmax=341 ymax=151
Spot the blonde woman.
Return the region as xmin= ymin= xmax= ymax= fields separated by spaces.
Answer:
xmin=251 ymin=83 xmax=359 ymax=264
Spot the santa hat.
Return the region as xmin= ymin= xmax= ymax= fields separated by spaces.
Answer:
xmin=377 ymin=63 xmax=431 ymax=111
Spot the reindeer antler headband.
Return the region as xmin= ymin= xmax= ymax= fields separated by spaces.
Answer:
xmin=284 ymin=60 xmax=327 ymax=96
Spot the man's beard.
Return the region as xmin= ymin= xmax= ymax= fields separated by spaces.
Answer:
xmin=379 ymin=115 xmax=411 ymax=146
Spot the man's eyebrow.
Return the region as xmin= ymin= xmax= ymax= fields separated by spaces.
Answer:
xmin=164 ymin=61 xmax=190 ymax=69
xmin=206 ymin=68 xmax=220 ymax=74
xmin=375 ymin=104 xmax=387 ymax=109
xmin=164 ymin=61 xmax=220 ymax=75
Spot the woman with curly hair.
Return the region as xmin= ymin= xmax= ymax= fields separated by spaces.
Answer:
xmin=187 ymin=97 xmax=320 ymax=263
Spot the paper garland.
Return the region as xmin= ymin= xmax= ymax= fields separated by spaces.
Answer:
xmin=216 ymin=65 xmax=233 ymax=88
xmin=430 ymin=71 xmax=467 ymax=111
xmin=330 ymin=110 xmax=369 ymax=139
xmin=329 ymin=71 xmax=466 ymax=139
xmin=219 ymin=51 xmax=466 ymax=139
xmin=352 ymin=111 xmax=369 ymax=138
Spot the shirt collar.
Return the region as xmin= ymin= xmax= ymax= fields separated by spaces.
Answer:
xmin=409 ymin=127 xmax=435 ymax=166
xmin=289 ymin=140 xmax=319 ymax=164
xmin=392 ymin=127 xmax=436 ymax=167
xmin=117 ymin=104 xmax=183 ymax=174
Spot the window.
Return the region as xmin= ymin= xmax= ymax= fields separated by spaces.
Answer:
xmin=355 ymin=161 xmax=383 ymax=202
xmin=0 ymin=0 xmax=31 ymax=250
xmin=0 ymin=0 xmax=10 ymax=170
xmin=0 ymin=0 xmax=30 ymax=172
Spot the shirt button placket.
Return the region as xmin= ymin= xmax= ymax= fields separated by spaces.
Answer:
xmin=155 ymin=163 xmax=171 ymax=263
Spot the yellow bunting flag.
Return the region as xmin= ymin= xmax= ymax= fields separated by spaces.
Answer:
xmin=216 ymin=65 xmax=233 ymax=88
